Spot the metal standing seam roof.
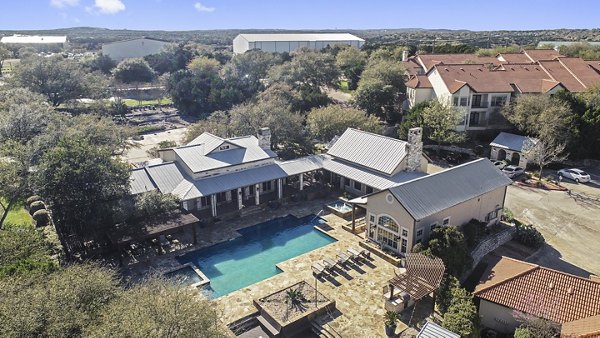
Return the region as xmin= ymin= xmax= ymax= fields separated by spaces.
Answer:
xmin=174 ymin=134 xmax=276 ymax=173
xmin=389 ymin=158 xmax=513 ymax=221
xmin=326 ymin=128 xmax=408 ymax=175
xmin=417 ymin=321 xmax=460 ymax=338
xmin=490 ymin=132 xmax=538 ymax=153
xmin=130 ymin=168 xmax=157 ymax=195
xmin=236 ymin=33 xmax=364 ymax=42
xmin=144 ymin=162 xmax=185 ymax=194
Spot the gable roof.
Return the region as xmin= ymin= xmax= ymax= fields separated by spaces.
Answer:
xmin=490 ymin=132 xmax=538 ymax=153
xmin=417 ymin=321 xmax=460 ymax=338
xmin=327 ymin=128 xmax=408 ymax=175
xmin=388 ymin=158 xmax=512 ymax=221
xmin=474 ymin=256 xmax=600 ymax=324
xmin=130 ymin=168 xmax=156 ymax=195
xmin=523 ymin=49 xmax=563 ymax=62
xmin=497 ymin=52 xmax=534 ymax=64
xmin=538 ymin=59 xmax=587 ymax=92
xmin=174 ymin=133 xmax=276 ymax=173
xmin=406 ymin=75 xmax=432 ymax=89
xmin=561 ymin=315 xmax=600 ymax=338
xmin=416 ymin=54 xmax=499 ymax=72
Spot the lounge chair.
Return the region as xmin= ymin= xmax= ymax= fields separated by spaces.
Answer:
xmin=323 ymin=258 xmax=338 ymax=272
xmin=346 ymin=248 xmax=361 ymax=262
xmin=349 ymin=247 xmax=371 ymax=260
xmin=159 ymin=234 xmax=170 ymax=247
xmin=336 ymin=251 xmax=350 ymax=265
xmin=312 ymin=262 xmax=326 ymax=276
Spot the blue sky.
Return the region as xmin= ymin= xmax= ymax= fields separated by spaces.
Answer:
xmin=1 ymin=0 xmax=599 ymax=31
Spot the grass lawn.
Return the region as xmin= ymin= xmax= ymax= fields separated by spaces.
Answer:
xmin=338 ymin=80 xmax=351 ymax=93
xmin=123 ymin=97 xmax=173 ymax=107
xmin=1 ymin=198 xmax=33 ymax=228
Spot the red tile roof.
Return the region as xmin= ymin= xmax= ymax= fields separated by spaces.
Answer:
xmin=417 ymin=53 xmax=499 ymax=72
xmin=401 ymin=57 xmax=424 ymax=76
xmin=406 ymin=75 xmax=432 ymax=88
xmin=474 ymin=257 xmax=600 ymax=324
xmin=539 ymin=60 xmax=587 ymax=92
xmin=497 ymin=53 xmax=534 ymax=64
xmin=524 ymin=49 xmax=563 ymax=62
xmin=562 ymin=315 xmax=600 ymax=338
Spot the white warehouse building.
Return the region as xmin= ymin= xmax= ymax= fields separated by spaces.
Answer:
xmin=102 ymin=37 xmax=170 ymax=62
xmin=233 ymin=33 xmax=365 ymax=54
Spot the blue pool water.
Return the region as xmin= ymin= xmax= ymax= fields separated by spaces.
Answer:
xmin=176 ymin=214 xmax=336 ymax=298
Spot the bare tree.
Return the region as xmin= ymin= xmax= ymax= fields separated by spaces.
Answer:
xmin=524 ymin=139 xmax=568 ymax=181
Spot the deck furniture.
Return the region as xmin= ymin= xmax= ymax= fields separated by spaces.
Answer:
xmin=350 ymin=246 xmax=371 ymax=259
xmin=323 ymin=258 xmax=338 ymax=271
xmin=312 ymin=262 xmax=326 ymax=276
xmin=336 ymin=251 xmax=350 ymax=265
xmin=159 ymin=234 xmax=170 ymax=247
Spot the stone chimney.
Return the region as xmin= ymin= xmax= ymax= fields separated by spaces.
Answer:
xmin=257 ymin=127 xmax=271 ymax=149
xmin=406 ymin=127 xmax=423 ymax=172
xmin=402 ymin=50 xmax=409 ymax=62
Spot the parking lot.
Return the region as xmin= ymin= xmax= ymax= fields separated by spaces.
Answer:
xmin=505 ymin=167 xmax=600 ymax=277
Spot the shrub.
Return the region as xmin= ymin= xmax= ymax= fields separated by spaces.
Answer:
xmin=32 ymin=209 xmax=51 ymax=227
xmin=443 ymin=286 xmax=480 ymax=338
xmin=502 ymin=207 xmax=514 ymax=222
xmin=411 ymin=242 xmax=426 ymax=253
xmin=29 ymin=201 xmax=46 ymax=215
xmin=515 ymin=224 xmax=545 ymax=248
xmin=26 ymin=195 xmax=42 ymax=207
xmin=514 ymin=327 xmax=535 ymax=338
xmin=463 ymin=219 xmax=486 ymax=248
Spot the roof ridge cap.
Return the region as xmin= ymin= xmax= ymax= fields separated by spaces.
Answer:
xmin=392 ymin=158 xmax=488 ymax=188
xmin=345 ymin=128 xmax=408 ymax=143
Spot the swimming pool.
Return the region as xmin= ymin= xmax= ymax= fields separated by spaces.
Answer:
xmin=176 ymin=214 xmax=336 ymax=298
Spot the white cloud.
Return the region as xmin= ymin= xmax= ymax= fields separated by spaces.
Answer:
xmin=93 ymin=0 xmax=126 ymax=14
xmin=50 ymin=0 xmax=80 ymax=8
xmin=194 ymin=2 xmax=215 ymax=12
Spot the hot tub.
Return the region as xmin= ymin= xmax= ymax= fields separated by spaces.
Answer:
xmin=326 ymin=200 xmax=353 ymax=218
xmin=164 ymin=263 xmax=210 ymax=289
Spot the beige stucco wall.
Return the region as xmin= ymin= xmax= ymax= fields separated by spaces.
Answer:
xmin=365 ymin=191 xmax=415 ymax=253
xmin=478 ymin=299 xmax=521 ymax=333
xmin=415 ymin=186 xmax=507 ymax=240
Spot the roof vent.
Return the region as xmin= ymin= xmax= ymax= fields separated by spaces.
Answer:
xmin=444 ymin=68 xmax=449 ymax=71
xmin=460 ymin=67 xmax=465 ymax=71
xmin=549 ymin=282 xmax=554 ymax=290
xmin=568 ymin=287 xmax=574 ymax=295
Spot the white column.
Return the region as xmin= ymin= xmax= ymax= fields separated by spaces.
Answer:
xmin=299 ymin=173 xmax=304 ymax=191
xmin=277 ymin=179 xmax=283 ymax=199
xmin=211 ymin=194 xmax=217 ymax=217
xmin=225 ymin=190 xmax=232 ymax=202
xmin=340 ymin=177 xmax=345 ymax=189
xmin=255 ymin=184 xmax=260 ymax=205
xmin=237 ymin=188 xmax=243 ymax=210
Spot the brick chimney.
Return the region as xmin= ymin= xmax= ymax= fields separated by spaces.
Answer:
xmin=406 ymin=127 xmax=423 ymax=172
xmin=257 ymin=127 xmax=271 ymax=149
xmin=402 ymin=50 xmax=409 ymax=62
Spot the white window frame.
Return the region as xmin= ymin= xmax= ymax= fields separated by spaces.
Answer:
xmin=442 ymin=217 xmax=451 ymax=226
xmin=416 ymin=228 xmax=423 ymax=238
xmin=401 ymin=227 xmax=409 ymax=238
xmin=430 ymin=222 xmax=438 ymax=231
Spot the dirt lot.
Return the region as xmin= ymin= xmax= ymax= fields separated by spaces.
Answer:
xmin=505 ymin=175 xmax=600 ymax=277
xmin=123 ymin=127 xmax=187 ymax=164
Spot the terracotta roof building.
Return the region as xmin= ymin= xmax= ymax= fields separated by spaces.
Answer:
xmin=474 ymin=257 xmax=600 ymax=334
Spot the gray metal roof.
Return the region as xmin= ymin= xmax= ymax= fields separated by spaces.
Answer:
xmin=327 ymin=128 xmax=408 ymax=175
xmin=145 ymin=162 xmax=185 ymax=194
xmin=1 ymin=35 xmax=67 ymax=44
xmin=183 ymin=164 xmax=289 ymax=199
xmin=417 ymin=321 xmax=460 ymax=338
xmin=130 ymin=168 xmax=156 ymax=195
xmin=322 ymin=156 xmax=426 ymax=191
xmin=490 ymin=132 xmax=538 ymax=153
xmin=174 ymin=134 xmax=276 ymax=173
xmin=236 ymin=33 xmax=364 ymax=42
xmin=278 ymin=155 xmax=325 ymax=176
xmin=389 ymin=159 xmax=513 ymax=221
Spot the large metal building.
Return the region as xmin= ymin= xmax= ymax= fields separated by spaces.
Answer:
xmin=232 ymin=33 xmax=365 ymax=54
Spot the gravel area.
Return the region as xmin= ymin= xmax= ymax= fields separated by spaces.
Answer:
xmin=256 ymin=281 xmax=330 ymax=325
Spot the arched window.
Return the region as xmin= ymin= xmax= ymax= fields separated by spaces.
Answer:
xmin=377 ymin=215 xmax=399 ymax=233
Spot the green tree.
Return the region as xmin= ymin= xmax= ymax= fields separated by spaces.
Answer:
xmin=113 ymin=58 xmax=156 ymax=84
xmin=514 ymin=327 xmax=535 ymax=338
xmin=354 ymin=59 xmax=406 ymax=122
xmin=398 ymin=100 xmax=431 ymax=140
xmin=166 ymin=69 xmax=226 ymax=116
xmin=502 ymin=94 xmax=573 ymax=142
xmin=132 ymin=191 xmax=180 ymax=220
xmin=513 ymin=317 xmax=560 ymax=338
xmin=268 ymin=49 xmax=340 ymax=89
xmin=426 ymin=225 xmax=471 ymax=277
xmin=183 ymin=110 xmax=235 ymax=143
xmin=222 ymin=50 xmax=282 ymax=96
xmin=336 ymin=46 xmax=367 ymax=90
xmin=187 ymin=56 xmax=221 ymax=77
xmin=435 ymin=274 xmax=460 ymax=315
xmin=84 ymin=54 xmax=117 ymax=74
xmin=0 ymin=226 xmax=58 ymax=277
xmin=0 ymin=44 xmax=11 ymax=77
xmin=34 ymin=137 xmax=130 ymax=237
xmin=88 ymin=278 xmax=227 ymax=338
xmin=11 ymin=55 xmax=108 ymax=106
xmin=442 ymin=286 xmax=480 ymax=338
xmin=147 ymin=140 xmax=177 ymax=158
xmin=306 ymin=105 xmax=383 ymax=142
xmin=421 ymin=101 xmax=465 ymax=151
xmin=0 ymin=88 xmax=53 ymax=144
xmin=145 ymin=42 xmax=196 ymax=74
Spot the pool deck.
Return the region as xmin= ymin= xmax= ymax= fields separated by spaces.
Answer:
xmin=216 ymin=212 xmax=410 ymax=337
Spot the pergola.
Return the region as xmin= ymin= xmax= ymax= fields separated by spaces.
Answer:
xmin=387 ymin=253 xmax=445 ymax=322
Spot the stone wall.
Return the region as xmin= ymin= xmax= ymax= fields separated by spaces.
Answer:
xmin=461 ymin=225 xmax=515 ymax=281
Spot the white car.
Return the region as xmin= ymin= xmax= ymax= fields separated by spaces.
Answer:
xmin=557 ymin=168 xmax=591 ymax=183
xmin=502 ymin=165 xmax=524 ymax=178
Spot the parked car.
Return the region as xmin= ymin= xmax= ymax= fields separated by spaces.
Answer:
xmin=557 ymin=168 xmax=591 ymax=183
xmin=489 ymin=159 xmax=507 ymax=169
xmin=502 ymin=165 xmax=525 ymax=178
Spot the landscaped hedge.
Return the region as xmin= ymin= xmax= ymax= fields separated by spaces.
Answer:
xmin=514 ymin=224 xmax=545 ymax=249
xmin=29 ymin=201 xmax=46 ymax=215
xmin=26 ymin=195 xmax=42 ymax=208
xmin=32 ymin=209 xmax=51 ymax=227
